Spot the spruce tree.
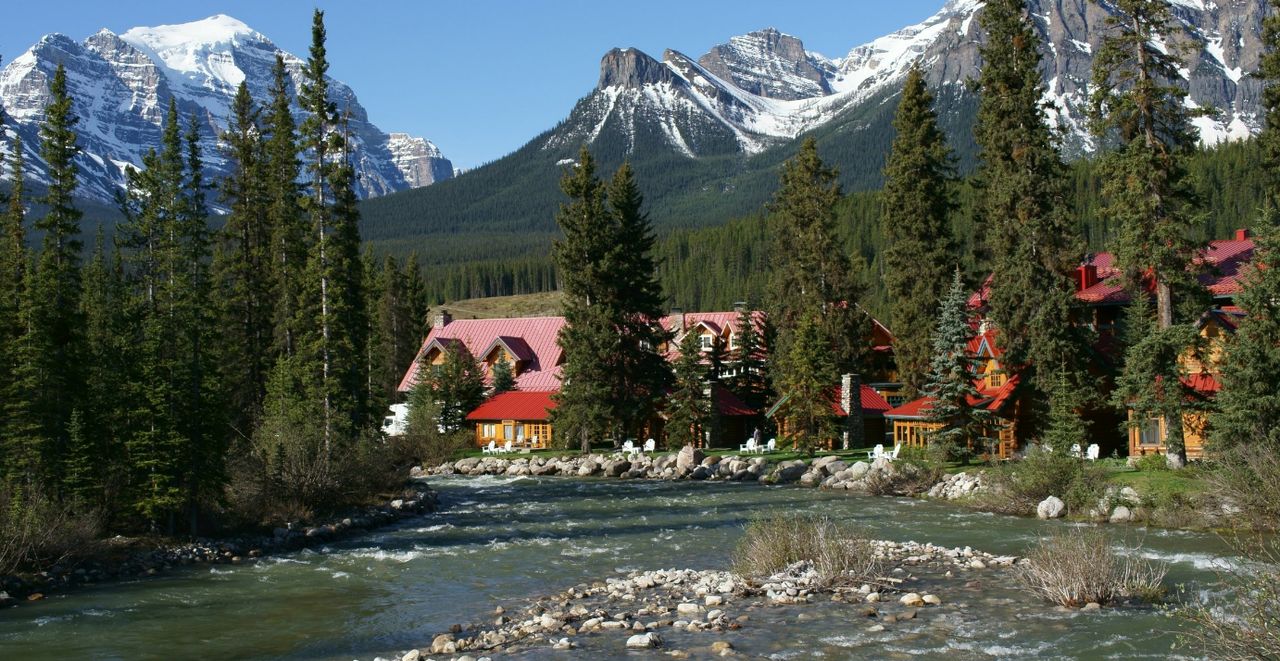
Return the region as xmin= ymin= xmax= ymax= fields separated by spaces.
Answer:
xmin=77 ymin=232 xmax=129 ymax=509
xmin=603 ymin=162 xmax=671 ymax=438
xmin=767 ymin=137 xmax=867 ymax=373
xmin=426 ymin=343 xmax=486 ymax=434
xmin=0 ymin=131 xmax=26 ymax=476
xmin=1211 ymin=217 xmax=1280 ymax=450
xmin=264 ymin=54 xmax=306 ymax=359
xmin=294 ymin=10 xmax=369 ymax=451
xmin=1261 ymin=0 xmax=1280 ymax=211
xmin=975 ymin=0 xmax=1084 ymax=424
xmin=666 ymin=331 xmax=710 ymax=450
xmin=9 ymin=63 xmax=86 ymax=482
xmin=213 ymin=81 xmax=272 ymax=428
xmin=1091 ymin=0 xmax=1203 ymax=466
xmin=729 ymin=306 xmax=768 ymax=416
xmin=773 ymin=313 xmax=838 ymax=456
xmin=403 ymin=253 xmax=430 ymax=338
xmin=552 ymin=148 xmax=621 ymax=452
xmin=1041 ymin=366 xmax=1090 ymax=455
xmin=490 ymin=357 xmax=516 ymax=394
xmin=923 ymin=271 xmax=994 ymax=454
xmin=881 ymin=65 xmax=956 ymax=397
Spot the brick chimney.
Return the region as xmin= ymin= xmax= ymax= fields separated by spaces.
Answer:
xmin=670 ymin=307 xmax=685 ymax=332
xmin=1236 ymin=228 xmax=1251 ymax=241
xmin=433 ymin=309 xmax=452 ymax=329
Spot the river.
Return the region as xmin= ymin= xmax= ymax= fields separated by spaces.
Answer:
xmin=0 ymin=476 xmax=1240 ymax=659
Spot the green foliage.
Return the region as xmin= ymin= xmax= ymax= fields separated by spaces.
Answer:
xmin=728 ymin=305 xmax=769 ymax=416
xmin=767 ymin=137 xmax=868 ymax=373
xmin=1132 ymin=453 xmax=1169 ymax=473
xmin=490 ymin=357 xmax=516 ymax=395
xmin=987 ymin=451 xmax=1109 ymax=515
xmin=417 ymin=342 xmax=486 ymax=434
xmin=552 ymin=149 xmax=671 ymax=451
xmin=924 ymin=270 xmax=995 ymax=451
xmin=975 ymin=0 xmax=1085 ymax=431
xmin=1041 ymin=367 xmax=1090 ymax=455
xmin=666 ymin=331 xmax=711 ymax=449
xmin=774 ymin=314 xmax=839 ymax=455
xmin=881 ymin=66 xmax=956 ymax=397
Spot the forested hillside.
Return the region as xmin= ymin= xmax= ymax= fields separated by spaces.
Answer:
xmin=399 ymin=137 xmax=1268 ymax=317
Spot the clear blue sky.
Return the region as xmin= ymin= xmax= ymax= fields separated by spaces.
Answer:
xmin=3 ymin=1 xmax=947 ymax=169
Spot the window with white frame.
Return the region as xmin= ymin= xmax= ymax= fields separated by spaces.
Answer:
xmin=700 ymin=334 xmax=714 ymax=350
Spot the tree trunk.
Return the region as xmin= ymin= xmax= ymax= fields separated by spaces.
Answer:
xmin=579 ymin=426 xmax=590 ymax=455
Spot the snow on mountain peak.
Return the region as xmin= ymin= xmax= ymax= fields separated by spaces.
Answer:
xmin=121 ymin=15 xmax=261 ymax=52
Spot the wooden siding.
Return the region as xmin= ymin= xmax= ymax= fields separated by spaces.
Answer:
xmin=1126 ymin=410 xmax=1206 ymax=461
xmin=475 ymin=420 xmax=553 ymax=449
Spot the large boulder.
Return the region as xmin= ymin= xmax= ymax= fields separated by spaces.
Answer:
xmin=626 ymin=632 xmax=662 ymax=649
xmin=604 ymin=460 xmax=631 ymax=477
xmin=690 ymin=465 xmax=713 ymax=480
xmin=848 ymin=461 xmax=871 ymax=480
xmin=812 ymin=455 xmax=843 ymax=473
xmin=773 ymin=460 xmax=809 ymax=483
xmin=676 ymin=445 xmax=705 ymax=471
xmin=1036 ymin=496 xmax=1066 ymax=520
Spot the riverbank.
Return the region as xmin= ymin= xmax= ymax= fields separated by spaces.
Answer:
xmin=411 ymin=538 xmax=1022 ymax=659
xmin=426 ymin=448 xmax=1231 ymax=529
xmin=0 ymin=482 xmax=438 ymax=608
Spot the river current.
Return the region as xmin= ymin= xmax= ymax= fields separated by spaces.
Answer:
xmin=0 ymin=476 xmax=1240 ymax=659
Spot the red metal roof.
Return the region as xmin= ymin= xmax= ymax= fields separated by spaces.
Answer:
xmin=971 ymin=237 xmax=1258 ymax=309
xmin=832 ymin=384 xmax=892 ymax=416
xmin=398 ymin=316 xmax=567 ymax=393
xmin=713 ymin=388 xmax=756 ymax=417
xmin=884 ymin=377 xmax=1019 ymax=420
xmin=1182 ymin=372 xmax=1222 ymax=396
xmin=466 ymin=391 xmax=558 ymax=421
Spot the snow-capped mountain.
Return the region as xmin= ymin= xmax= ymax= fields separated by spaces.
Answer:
xmin=0 ymin=15 xmax=453 ymax=204
xmin=544 ymin=0 xmax=1265 ymax=161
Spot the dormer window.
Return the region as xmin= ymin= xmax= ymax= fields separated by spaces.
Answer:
xmin=700 ymin=334 xmax=714 ymax=351
xmin=728 ymin=332 xmax=738 ymax=350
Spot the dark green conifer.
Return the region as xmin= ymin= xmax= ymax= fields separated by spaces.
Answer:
xmin=264 ymin=54 xmax=306 ymax=359
xmin=1091 ymin=0 xmax=1203 ymax=466
xmin=490 ymin=357 xmax=516 ymax=395
xmin=881 ymin=65 xmax=956 ymax=397
xmin=666 ymin=331 xmax=710 ymax=450
xmin=767 ymin=137 xmax=867 ymax=373
xmin=773 ymin=313 xmax=838 ymax=456
xmin=923 ymin=271 xmax=994 ymax=453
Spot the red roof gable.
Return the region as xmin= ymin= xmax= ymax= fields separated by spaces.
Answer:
xmin=466 ymin=391 xmax=558 ymax=421
xmin=885 ymin=376 xmax=1019 ymax=420
xmin=832 ymin=384 xmax=892 ymax=416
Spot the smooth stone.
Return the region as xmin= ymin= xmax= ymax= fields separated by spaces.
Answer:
xmin=626 ymin=632 xmax=662 ymax=649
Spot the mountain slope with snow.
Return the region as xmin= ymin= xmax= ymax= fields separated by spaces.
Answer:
xmin=0 ymin=15 xmax=453 ymax=204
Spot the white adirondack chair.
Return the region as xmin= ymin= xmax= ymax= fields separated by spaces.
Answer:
xmin=886 ymin=443 xmax=902 ymax=461
xmin=482 ymin=440 xmax=498 ymax=455
xmin=739 ymin=438 xmax=757 ymax=453
xmin=867 ymin=443 xmax=885 ymax=460
xmin=622 ymin=440 xmax=640 ymax=456
xmin=1086 ymin=444 xmax=1101 ymax=461
xmin=500 ymin=440 xmax=514 ymax=454
xmin=765 ymin=439 xmax=776 ymax=453
xmin=643 ymin=439 xmax=656 ymax=453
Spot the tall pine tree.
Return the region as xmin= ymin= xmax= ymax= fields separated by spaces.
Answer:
xmin=264 ymin=54 xmax=307 ymax=360
xmin=665 ymin=331 xmax=711 ymax=450
xmin=768 ymin=138 xmax=867 ymax=372
xmin=773 ymin=313 xmax=839 ymax=455
xmin=1091 ymin=0 xmax=1203 ymax=467
xmin=880 ymin=65 xmax=956 ymax=397
xmin=975 ymin=0 xmax=1085 ymax=431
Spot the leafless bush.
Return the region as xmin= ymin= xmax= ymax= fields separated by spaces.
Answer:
xmin=1175 ymin=535 xmax=1280 ymax=660
xmin=1014 ymin=528 xmax=1168 ymax=607
xmin=731 ymin=512 xmax=884 ymax=588
xmin=1207 ymin=445 xmax=1280 ymax=530
xmin=0 ymin=483 xmax=101 ymax=575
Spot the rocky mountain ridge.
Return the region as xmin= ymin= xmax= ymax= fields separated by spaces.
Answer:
xmin=0 ymin=14 xmax=453 ymax=204
xmin=547 ymin=0 xmax=1264 ymax=161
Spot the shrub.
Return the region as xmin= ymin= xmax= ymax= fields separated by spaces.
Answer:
xmin=1132 ymin=453 xmax=1169 ymax=473
xmin=0 ymin=482 xmax=102 ymax=575
xmin=1206 ymin=444 xmax=1280 ymax=530
xmin=983 ymin=450 xmax=1107 ymax=516
xmin=731 ymin=512 xmax=883 ymax=588
xmin=391 ymin=428 xmax=474 ymax=469
xmin=1176 ymin=535 xmax=1280 ymax=659
xmin=1014 ymin=528 xmax=1167 ymax=607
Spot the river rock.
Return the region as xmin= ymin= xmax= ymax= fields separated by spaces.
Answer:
xmin=799 ymin=471 xmax=823 ymax=487
xmin=676 ymin=602 xmax=701 ymax=616
xmin=401 ymin=650 xmax=421 ymax=661
xmin=773 ymin=461 xmax=808 ymax=483
xmin=848 ymin=461 xmax=870 ymax=480
xmin=604 ymin=460 xmax=631 ymax=477
xmin=430 ymin=634 xmax=456 ymax=655
xmin=626 ymin=632 xmax=662 ymax=649
xmin=1109 ymin=505 xmax=1133 ymax=524
xmin=1037 ymin=496 xmax=1066 ymax=519
xmin=676 ymin=445 xmax=705 ymax=471
xmin=922 ymin=594 xmax=942 ymax=606
xmin=812 ymin=455 xmax=843 ymax=471
xmin=552 ymin=637 xmax=575 ymax=650
xmin=690 ymin=465 xmax=713 ymax=480
xmin=899 ymin=592 xmax=925 ymax=607
xmin=711 ymin=640 xmax=734 ymax=654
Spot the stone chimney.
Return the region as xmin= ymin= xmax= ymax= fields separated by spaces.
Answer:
xmin=841 ymin=373 xmax=865 ymax=451
xmin=1236 ymin=228 xmax=1251 ymax=241
xmin=671 ymin=307 xmax=685 ymax=332
xmin=433 ymin=309 xmax=452 ymax=330
xmin=733 ymin=300 xmax=747 ymax=314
